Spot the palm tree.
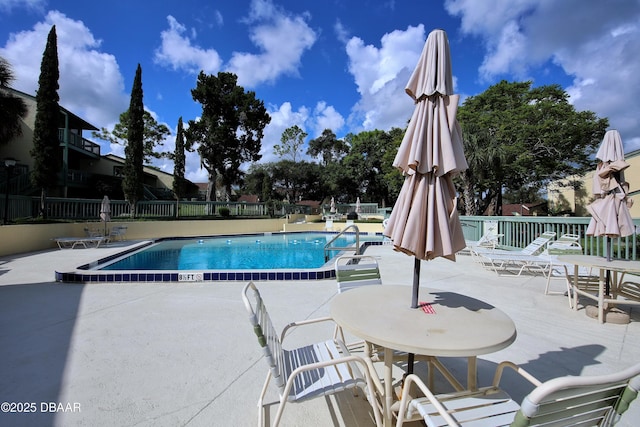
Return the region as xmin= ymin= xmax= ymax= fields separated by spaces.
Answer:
xmin=0 ymin=57 xmax=28 ymax=146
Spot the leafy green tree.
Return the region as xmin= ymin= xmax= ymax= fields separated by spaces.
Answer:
xmin=243 ymin=163 xmax=275 ymax=202
xmin=457 ymin=80 xmax=608 ymax=215
xmin=307 ymin=128 xmax=349 ymax=166
xmin=30 ymin=26 xmax=60 ymax=218
xmin=93 ymin=110 xmax=170 ymax=162
xmin=381 ymin=127 xmax=405 ymax=206
xmin=122 ymin=64 xmax=145 ymax=217
xmin=187 ymin=71 xmax=270 ymax=201
xmin=0 ymin=57 xmax=28 ymax=146
xmin=274 ymin=125 xmax=307 ymax=162
xmin=341 ymin=129 xmax=396 ymax=206
xmin=271 ymin=160 xmax=323 ymax=202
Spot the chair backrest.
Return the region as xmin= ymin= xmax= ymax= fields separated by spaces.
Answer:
xmin=476 ymin=230 xmax=502 ymax=248
xmin=557 ymin=233 xmax=581 ymax=243
xmin=335 ymin=255 xmax=381 ymax=293
xmin=514 ymin=362 xmax=640 ymax=426
xmin=547 ymin=240 xmax=583 ymax=256
xmin=110 ymin=226 xmax=127 ymax=237
xmin=521 ymin=231 xmax=557 ymax=255
xmin=242 ymin=282 xmax=287 ymax=389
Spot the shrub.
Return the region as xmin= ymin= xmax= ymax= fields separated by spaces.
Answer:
xmin=219 ymin=207 xmax=230 ymax=217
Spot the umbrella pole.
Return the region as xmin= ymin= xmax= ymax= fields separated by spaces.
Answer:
xmin=412 ymin=258 xmax=420 ymax=308
xmin=406 ymin=258 xmax=421 ymax=375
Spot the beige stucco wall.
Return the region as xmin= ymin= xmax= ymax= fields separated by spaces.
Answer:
xmin=0 ymin=218 xmax=385 ymax=258
xmin=2 ymin=95 xmax=37 ymax=169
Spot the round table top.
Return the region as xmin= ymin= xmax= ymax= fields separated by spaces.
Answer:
xmin=558 ymin=254 xmax=640 ymax=273
xmin=330 ymin=285 xmax=517 ymax=357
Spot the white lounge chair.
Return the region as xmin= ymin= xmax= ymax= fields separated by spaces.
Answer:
xmin=241 ymin=282 xmax=382 ymax=427
xmin=464 ymin=223 xmax=503 ymax=250
xmin=54 ymin=236 xmax=105 ymax=249
xmin=471 ymin=231 xmax=557 ymax=275
xmin=395 ymin=360 xmax=640 ymax=427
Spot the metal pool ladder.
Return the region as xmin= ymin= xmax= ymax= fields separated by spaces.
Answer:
xmin=324 ymin=224 xmax=360 ymax=262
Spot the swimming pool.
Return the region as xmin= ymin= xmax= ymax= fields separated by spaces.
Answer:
xmin=55 ymin=232 xmax=387 ymax=283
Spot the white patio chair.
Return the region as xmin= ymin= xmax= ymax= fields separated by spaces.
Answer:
xmin=335 ymin=255 xmax=382 ymax=293
xmin=242 ymin=282 xmax=382 ymax=427
xmin=544 ymin=240 xmax=587 ymax=295
xmin=334 ymin=255 xmax=382 ymax=357
xmin=395 ymin=360 xmax=640 ymax=427
xmin=108 ymin=225 xmax=127 ymax=242
xmin=615 ymin=273 xmax=640 ymax=305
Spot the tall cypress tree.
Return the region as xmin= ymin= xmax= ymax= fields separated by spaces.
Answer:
xmin=122 ymin=64 xmax=144 ymax=217
xmin=30 ymin=25 xmax=60 ymax=218
xmin=172 ymin=116 xmax=186 ymax=217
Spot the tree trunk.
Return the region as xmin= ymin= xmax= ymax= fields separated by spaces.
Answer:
xmin=205 ymin=171 xmax=216 ymax=215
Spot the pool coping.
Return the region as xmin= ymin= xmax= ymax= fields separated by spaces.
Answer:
xmin=55 ymin=232 xmax=389 ymax=283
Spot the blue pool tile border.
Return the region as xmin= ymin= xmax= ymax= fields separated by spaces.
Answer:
xmin=55 ymin=236 xmax=387 ymax=283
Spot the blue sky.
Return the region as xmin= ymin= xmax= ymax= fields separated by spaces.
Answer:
xmin=1 ymin=0 xmax=639 ymax=183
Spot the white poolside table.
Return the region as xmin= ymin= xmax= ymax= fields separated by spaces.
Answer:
xmin=330 ymin=285 xmax=517 ymax=427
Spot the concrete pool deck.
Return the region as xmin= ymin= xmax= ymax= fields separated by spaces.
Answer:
xmin=1 ymin=242 xmax=640 ymax=426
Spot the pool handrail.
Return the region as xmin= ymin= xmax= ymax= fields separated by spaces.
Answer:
xmin=324 ymin=224 xmax=360 ymax=262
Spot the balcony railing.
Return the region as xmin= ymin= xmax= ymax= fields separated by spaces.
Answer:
xmin=58 ymin=129 xmax=101 ymax=156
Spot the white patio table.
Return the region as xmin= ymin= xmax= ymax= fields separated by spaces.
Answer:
xmin=330 ymin=285 xmax=517 ymax=427
xmin=558 ymin=254 xmax=640 ymax=323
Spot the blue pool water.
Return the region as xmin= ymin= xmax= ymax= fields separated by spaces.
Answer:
xmin=99 ymin=232 xmax=381 ymax=271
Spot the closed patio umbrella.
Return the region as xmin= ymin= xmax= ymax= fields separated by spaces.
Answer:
xmin=586 ymin=130 xmax=634 ymax=297
xmin=355 ymin=197 xmax=361 ymax=214
xmin=100 ymin=195 xmax=111 ymax=237
xmin=383 ymin=29 xmax=468 ymax=371
xmin=384 ymin=28 xmax=468 ymax=305
xmin=330 ymin=197 xmax=336 ymax=213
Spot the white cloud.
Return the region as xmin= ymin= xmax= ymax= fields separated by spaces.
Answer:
xmin=444 ymin=0 xmax=640 ymax=151
xmin=154 ymin=15 xmax=222 ymax=75
xmin=261 ymin=102 xmax=309 ymax=163
xmin=311 ymin=101 xmax=344 ymax=138
xmin=0 ymin=10 xmax=127 ymax=136
xmin=344 ymin=24 xmax=425 ymax=132
xmin=0 ymin=0 xmax=46 ymax=13
xmin=226 ymin=0 xmax=316 ymax=87
xmin=478 ymin=21 xmax=529 ymax=81
xmin=333 ymin=19 xmax=349 ymax=45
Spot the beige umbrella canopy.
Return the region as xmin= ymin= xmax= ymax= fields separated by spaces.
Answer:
xmin=586 ymin=130 xmax=634 ymax=261
xmin=384 ymin=29 xmax=468 ymax=307
xmin=100 ymin=195 xmax=111 ymax=236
